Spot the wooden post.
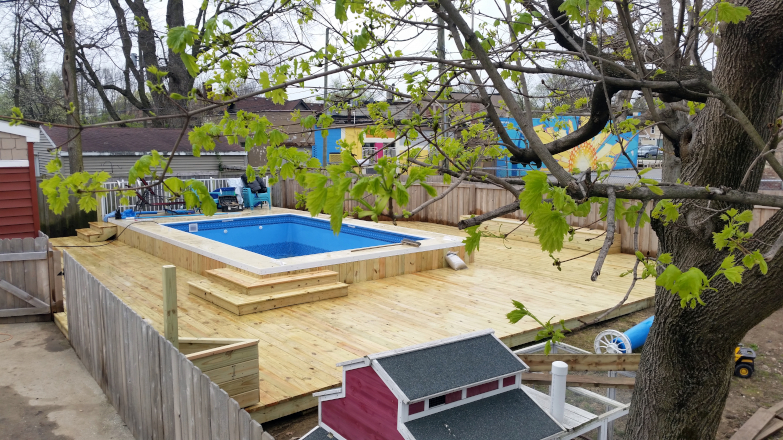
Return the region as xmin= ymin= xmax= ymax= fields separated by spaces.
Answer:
xmin=162 ymin=265 xmax=178 ymax=349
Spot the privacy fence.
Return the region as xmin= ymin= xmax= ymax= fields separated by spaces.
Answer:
xmin=0 ymin=236 xmax=63 ymax=323
xmin=272 ymin=178 xmax=781 ymax=258
xmin=63 ymin=253 xmax=268 ymax=440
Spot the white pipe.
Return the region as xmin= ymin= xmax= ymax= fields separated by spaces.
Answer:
xmin=550 ymin=361 xmax=568 ymax=423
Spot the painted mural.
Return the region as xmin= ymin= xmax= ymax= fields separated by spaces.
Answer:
xmin=497 ymin=116 xmax=639 ymax=177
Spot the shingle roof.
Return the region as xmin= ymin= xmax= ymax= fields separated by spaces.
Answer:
xmin=299 ymin=427 xmax=334 ymax=440
xmin=374 ymin=332 xmax=526 ymax=401
xmin=230 ymin=97 xmax=312 ymax=113
xmin=42 ymin=126 xmax=245 ymax=155
xmin=404 ymin=389 xmax=563 ymax=440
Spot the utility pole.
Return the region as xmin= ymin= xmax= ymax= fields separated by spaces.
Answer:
xmin=437 ymin=15 xmax=449 ymax=168
xmin=322 ymin=28 xmax=329 ymax=166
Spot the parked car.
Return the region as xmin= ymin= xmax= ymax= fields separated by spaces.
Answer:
xmin=639 ymin=145 xmax=663 ymax=159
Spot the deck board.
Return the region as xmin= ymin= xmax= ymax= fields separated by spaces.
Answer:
xmin=52 ymin=221 xmax=655 ymax=423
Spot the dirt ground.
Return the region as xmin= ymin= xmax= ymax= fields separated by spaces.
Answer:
xmin=0 ymin=322 xmax=133 ymax=440
xmin=264 ymin=306 xmax=783 ymax=440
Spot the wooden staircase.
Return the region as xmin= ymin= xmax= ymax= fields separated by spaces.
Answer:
xmin=76 ymin=221 xmax=118 ymax=243
xmin=188 ymin=269 xmax=348 ymax=315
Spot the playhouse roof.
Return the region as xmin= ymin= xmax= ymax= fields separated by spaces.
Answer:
xmin=405 ymin=389 xmax=562 ymax=440
xmin=370 ymin=330 xmax=527 ymax=402
xmin=300 ymin=427 xmax=333 ymax=440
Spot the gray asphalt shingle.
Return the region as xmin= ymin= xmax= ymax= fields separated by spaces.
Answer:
xmin=375 ymin=334 xmax=525 ymax=401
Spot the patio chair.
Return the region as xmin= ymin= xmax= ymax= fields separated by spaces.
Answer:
xmin=241 ymin=175 xmax=272 ymax=210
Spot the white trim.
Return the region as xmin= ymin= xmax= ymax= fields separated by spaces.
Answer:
xmin=0 ymin=160 xmax=29 ymax=168
xmin=371 ymin=359 xmax=410 ymax=402
xmin=299 ymin=426 xmax=322 ymax=440
xmin=491 ymin=332 xmax=530 ymax=371
xmin=405 ymin=370 xmax=524 ymax=406
xmin=316 ymin=360 xmax=371 ymax=403
xmin=404 ymin=376 xmax=520 ymax=422
xmin=336 ymin=357 xmax=370 ymax=367
xmin=520 ymin=385 xmax=571 ymax=432
xmin=0 ymin=120 xmax=38 ymax=142
xmin=363 ymin=137 xmax=396 ymax=143
xmin=39 ymin=128 xmax=57 ymax=149
xmin=368 ymin=329 xmax=495 ymax=361
xmin=318 ymin=421 xmax=349 ymax=440
xmin=313 ymin=388 xmax=342 ymax=398
xmin=561 ymin=406 xmax=629 ymax=439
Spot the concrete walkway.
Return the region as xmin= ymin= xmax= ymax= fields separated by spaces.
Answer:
xmin=0 ymin=321 xmax=133 ymax=440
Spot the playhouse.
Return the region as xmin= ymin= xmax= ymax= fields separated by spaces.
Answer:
xmin=301 ymin=330 xmax=567 ymax=440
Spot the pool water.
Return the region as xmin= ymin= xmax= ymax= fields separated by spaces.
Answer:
xmin=165 ymin=215 xmax=424 ymax=259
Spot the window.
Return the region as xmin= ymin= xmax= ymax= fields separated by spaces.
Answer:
xmin=428 ymin=395 xmax=446 ymax=408
xmin=466 ymin=381 xmax=499 ymax=398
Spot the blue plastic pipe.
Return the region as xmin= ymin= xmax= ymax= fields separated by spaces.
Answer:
xmin=620 ymin=316 xmax=655 ymax=351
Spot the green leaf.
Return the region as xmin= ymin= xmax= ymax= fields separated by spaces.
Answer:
xmin=180 ymin=54 xmax=199 ymax=77
xmin=335 ymin=0 xmax=348 ymax=22
xmin=45 ymin=157 xmax=62 ymax=174
xmin=734 ymin=210 xmax=753 ymax=224
xmin=656 ymin=264 xmax=682 ymax=291
xmin=658 ymin=253 xmax=672 ymax=264
xmin=532 ymin=206 xmax=570 ymax=253
xmin=518 ymin=170 xmax=549 ymax=215
xmin=420 ymin=182 xmax=437 ymax=197
xmin=167 ymin=25 xmax=198 ymax=53
xmin=463 ymin=224 xmax=481 ymax=254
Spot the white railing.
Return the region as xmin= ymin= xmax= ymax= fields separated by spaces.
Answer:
xmin=99 ymin=177 xmax=234 ymax=219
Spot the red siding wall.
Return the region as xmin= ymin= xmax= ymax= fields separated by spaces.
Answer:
xmin=0 ymin=143 xmax=40 ymax=239
xmin=321 ymin=366 xmax=404 ymax=440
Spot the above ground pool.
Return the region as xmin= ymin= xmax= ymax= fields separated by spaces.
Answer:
xmin=164 ymin=214 xmax=424 ymax=259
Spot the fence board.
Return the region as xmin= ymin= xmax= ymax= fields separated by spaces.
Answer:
xmin=270 ymin=178 xmax=781 ymax=258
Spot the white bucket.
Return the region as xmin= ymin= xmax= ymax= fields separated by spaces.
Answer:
xmin=445 ymin=252 xmax=468 ymax=270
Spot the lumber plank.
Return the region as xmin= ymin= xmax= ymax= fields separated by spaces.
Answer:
xmin=731 ymin=408 xmax=776 ymax=440
xmin=755 ymin=416 xmax=783 ymax=440
xmin=188 ymin=345 xmax=259 ymax=372
xmin=0 ymin=306 xmax=50 ymax=317
xmin=519 ymin=354 xmax=641 ymax=372
xmin=520 ymin=373 xmax=636 ymax=389
xmin=205 ymin=359 xmax=259 ymax=384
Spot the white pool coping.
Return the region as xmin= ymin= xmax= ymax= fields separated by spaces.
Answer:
xmin=109 ymin=208 xmax=465 ymax=276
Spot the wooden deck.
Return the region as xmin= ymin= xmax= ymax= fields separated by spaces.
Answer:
xmin=52 ymin=221 xmax=655 ymax=423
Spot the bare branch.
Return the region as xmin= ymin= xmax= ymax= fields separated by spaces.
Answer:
xmin=591 ymin=186 xmax=616 ymax=281
xmin=457 ymin=202 xmax=520 ymax=230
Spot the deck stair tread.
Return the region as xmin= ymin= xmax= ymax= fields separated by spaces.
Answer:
xmin=88 ymin=221 xmax=117 ymax=230
xmin=206 ymin=268 xmax=339 ymax=295
xmin=188 ymin=278 xmax=348 ymax=315
xmin=76 ymin=221 xmax=118 ymax=243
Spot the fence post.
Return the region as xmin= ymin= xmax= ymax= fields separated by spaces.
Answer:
xmin=163 ymin=265 xmax=178 ymax=349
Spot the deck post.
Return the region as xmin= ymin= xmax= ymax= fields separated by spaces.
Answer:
xmin=163 ymin=265 xmax=178 ymax=349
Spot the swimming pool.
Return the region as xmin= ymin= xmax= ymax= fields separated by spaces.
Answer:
xmin=164 ymin=214 xmax=425 ymax=259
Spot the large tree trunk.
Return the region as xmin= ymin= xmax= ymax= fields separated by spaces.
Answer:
xmin=627 ymin=1 xmax=783 ymax=438
xmin=58 ymin=0 xmax=83 ymax=173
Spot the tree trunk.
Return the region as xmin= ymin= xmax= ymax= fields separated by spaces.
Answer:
xmin=58 ymin=0 xmax=83 ymax=173
xmin=164 ymin=0 xmax=193 ymax=128
xmin=627 ymin=1 xmax=783 ymax=438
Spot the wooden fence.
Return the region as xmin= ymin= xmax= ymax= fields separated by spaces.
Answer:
xmin=272 ymin=178 xmax=781 ymax=258
xmin=0 ymin=236 xmax=62 ymax=323
xmin=63 ymin=253 xmax=269 ymax=440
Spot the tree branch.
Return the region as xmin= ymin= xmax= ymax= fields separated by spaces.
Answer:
xmin=591 ymin=186 xmax=616 ymax=281
xmin=457 ymin=202 xmax=521 ymax=229
xmin=408 ymin=172 xmax=467 ymax=217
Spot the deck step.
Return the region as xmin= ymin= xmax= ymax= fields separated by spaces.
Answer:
xmin=188 ymin=278 xmax=348 ymax=315
xmin=54 ymin=312 xmax=69 ymax=340
xmin=76 ymin=222 xmax=117 ymax=243
xmin=205 ymin=268 xmax=339 ymax=296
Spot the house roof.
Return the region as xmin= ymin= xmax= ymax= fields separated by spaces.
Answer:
xmin=42 ymin=126 xmax=245 ymax=155
xmin=229 ymin=97 xmax=314 ymax=113
xmin=404 ymin=389 xmax=563 ymax=440
xmin=372 ymin=331 xmax=526 ymax=402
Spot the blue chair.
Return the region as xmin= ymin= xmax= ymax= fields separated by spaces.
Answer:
xmin=242 ymin=178 xmax=272 ymax=210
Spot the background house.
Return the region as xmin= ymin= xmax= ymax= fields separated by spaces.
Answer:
xmin=36 ymin=126 xmax=247 ymax=178
xmin=0 ymin=121 xmax=41 ymax=239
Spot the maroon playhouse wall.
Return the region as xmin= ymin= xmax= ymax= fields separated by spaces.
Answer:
xmin=321 ymin=366 xmax=404 ymax=440
xmin=0 ymin=141 xmax=41 ymax=239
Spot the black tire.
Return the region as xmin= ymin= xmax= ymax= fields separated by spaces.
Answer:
xmin=735 ymin=363 xmax=754 ymax=378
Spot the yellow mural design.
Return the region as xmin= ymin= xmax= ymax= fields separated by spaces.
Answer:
xmin=533 ymin=118 xmax=622 ymax=173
